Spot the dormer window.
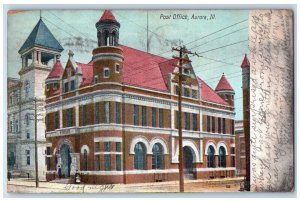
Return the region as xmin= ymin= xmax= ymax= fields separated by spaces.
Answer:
xmin=64 ymin=82 xmax=69 ymax=93
xmin=192 ymin=89 xmax=197 ymax=99
xmin=104 ymin=68 xmax=110 ymax=78
xmin=184 ymin=68 xmax=190 ymax=74
xmin=70 ymin=80 xmax=75 ymax=91
xmin=115 ymin=64 xmax=120 ymax=73
xmin=53 ymin=83 xmax=58 ymax=90
xmin=94 ymin=75 xmax=99 ymax=83
xmin=184 ymin=87 xmax=190 ymax=97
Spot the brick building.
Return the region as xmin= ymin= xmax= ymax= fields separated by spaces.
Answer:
xmin=234 ymin=120 xmax=246 ymax=176
xmin=45 ymin=10 xmax=237 ymax=184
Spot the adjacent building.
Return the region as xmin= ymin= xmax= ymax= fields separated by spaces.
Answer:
xmin=234 ymin=120 xmax=246 ymax=176
xmin=44 ymin=10 xmax=237 ymax=184
xmin=7 ymin=18 xmax=63 ymax=179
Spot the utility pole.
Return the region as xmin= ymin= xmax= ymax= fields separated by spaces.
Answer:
xmin=172 ymin=46 xmax=199 ymax=193
xmin=34 ymin=98 xmax=39 ymax=188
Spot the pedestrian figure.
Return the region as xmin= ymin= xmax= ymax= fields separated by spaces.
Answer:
xmin=58 ymin=165 xmax=62 ymax=179
xmin=7 ymin=171 xmax=11 ymax=181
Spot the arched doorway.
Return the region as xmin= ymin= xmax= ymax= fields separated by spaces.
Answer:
xmin=183 ymin=146 xmax=194 ymax=179
xmin=60 ymin=144 xmax=71 ymax=178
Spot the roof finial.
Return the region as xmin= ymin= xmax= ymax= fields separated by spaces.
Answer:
xmin=68 ymin=50 xmax=74 ymax=58
xmin=40 ymin=10 xmax=42 ymax=20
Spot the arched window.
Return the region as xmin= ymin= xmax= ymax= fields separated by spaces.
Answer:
xmin=207 ymin=145 xmax=215 ymax=168
xmin=112 ymin=31 xmax=117 ymax=46
xmin=218 ymin=146 xmax=226 ymax=167
xmin=25 ymin=114 xmax=29 ymax=126
xmin=152 ymin=143 xmax=164 ymax=169
xmin=134 ymin=142 xmax=147 ymax=170
xmin=83 ymin=149 xmax=88 ymax=171
xmin=104 ymin=31 xmax=110 ymax=46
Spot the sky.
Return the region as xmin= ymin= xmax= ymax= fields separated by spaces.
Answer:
xmin=7 ymin=10 xmax=249 ymax=120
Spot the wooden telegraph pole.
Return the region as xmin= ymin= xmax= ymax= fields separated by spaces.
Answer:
xmin=172 ymin=46 xmax=199 ymax=192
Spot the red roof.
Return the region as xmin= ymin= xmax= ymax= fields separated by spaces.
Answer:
xmin=215 ymin=74 xmax=234 ymax=91
xmin=47 ymin=60 xmax=64 ymax=79
xmin=198 ymin=77 xmax=228 ymax=105
xmin=120 ymin=45 xmax=170 ymax=91
xmin=241 ymin=54 xmax=250 ymax=68
xmin=99 ymin=10 xmax=118 ymax=23
xmin=50 ymin=45 xmax=228 ymax=105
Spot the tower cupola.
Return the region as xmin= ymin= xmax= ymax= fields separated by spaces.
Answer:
xmin=215 ymin=73 xmax=235 ymax=106
xmin=92 ymin=10 xmax=124 ymax=84
xmin=96 ymin=10 xmax=120 ymax=47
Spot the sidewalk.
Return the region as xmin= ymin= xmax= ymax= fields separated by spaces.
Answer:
xmin=7 ymin=177 xmax=244 ymax=193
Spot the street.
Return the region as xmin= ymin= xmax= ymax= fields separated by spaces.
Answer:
xmin=7 ymin=177 xmax=244 ymax=193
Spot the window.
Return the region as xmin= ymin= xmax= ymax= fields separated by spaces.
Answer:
xmin=142 ymin=106 xmax=147 ymax=126
xmin=82 ymin=105 xmax=87 ymax=125
xmin=231 ymin=147 xmax=235 ymax=154
xmin=27 ymin=132 xmax=30 ymax=139
xmin=207 ymin=116 xmax=210 ymax=132
xmin=134 ymin=142 xmax=146 ymax=170
xmin=95 ymin=142 xmax=100 ymax=152
xmin=184 ymin=87 xmax=190 ymax=97
xmin=66 ymin=108 xmax=73 ymax=127
xmin=104 ymin=101 xmax=110 ymax=123
xmin=192 ymin=114 xmax=197 ymax=131
xmin=116 ymin=154 xmax=121 ymax=171
xmin=152 ymin=143 xmax=164 ymax=169
xmin=159 ymin=109 xmax=164 ymax=128
xmin=184 ymin=112 xmax=190 ymax=130
xmin=175 ymin=85 xmax=179 ymax=95
xmin=115 ymin=102 xmax=121 ymax=124
xmin=231 ymin=156 xmax=235 ymax=167
xmin=25 ymin=114 xmax=30 ymax=126
xmin=53 ymin=83 xmax=58 ymax=90
xmin=15 ymin=120 xmax=19 ymax=132
xmin=94 ymin=102 xmax=100 ymax=124
xmin=104 ymin=154 xmax=111 ymax=171
xmin=70 ymin=80 xmax=75 ymax=91
xmin=83 ymin=149 xmax=88 ymax=171
xmin=115 ymin=64 xmax=120 ymax=73
xmin=218 ymin=147 xmax=226 ymax=167
xmin=207 ymin=146 xmax=215 ymax=168
xmin=151 ymin=108 xmax=157 ymax=127
xmin=104 ymin=68 xmax=110 ymax=78
xmin=9 ymin=94 xmax=13 ymax=105
xmin=218 ymin=117 xmax=221 ymax=133
xmin=25 ymin=81 xmax=30 ymax=97
xmin=95 ymin=155 xmax=100 ymax=171
xmin=46 ymin=147 xmax=51 ymax=155
xmin=212 ymin=117 xmax=215 ymax=133
xmin=54 ymin=111 xmax=59 ymax=129
xmin=64 ymin=82 xmax=69 ymax=93
xmin=175 ymin=111 xmax=179 ymax=129
xmin=133 ymin=105 xmax=139 ymax=125
xmin=116 ymin=142 xmax=121 ymax=152
xmin=231 ymin=120 xmax=235 ymax=135
xmin=10 ymin=121 xmax=13 ymax=132
xmin=223 ymin=118 xmax=226 ymax=134
xmin=94 ymin=75 xmax=99 ymax=84
xmin=192 ymin=89 xmax=197 ymax=99
xmin=16 ymin=90 xmax=20 ymax=103
xmin=104 ymin=142 xmax=110 ymax=152
xmin=26 ymin=150 xmax=30 ymax=165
